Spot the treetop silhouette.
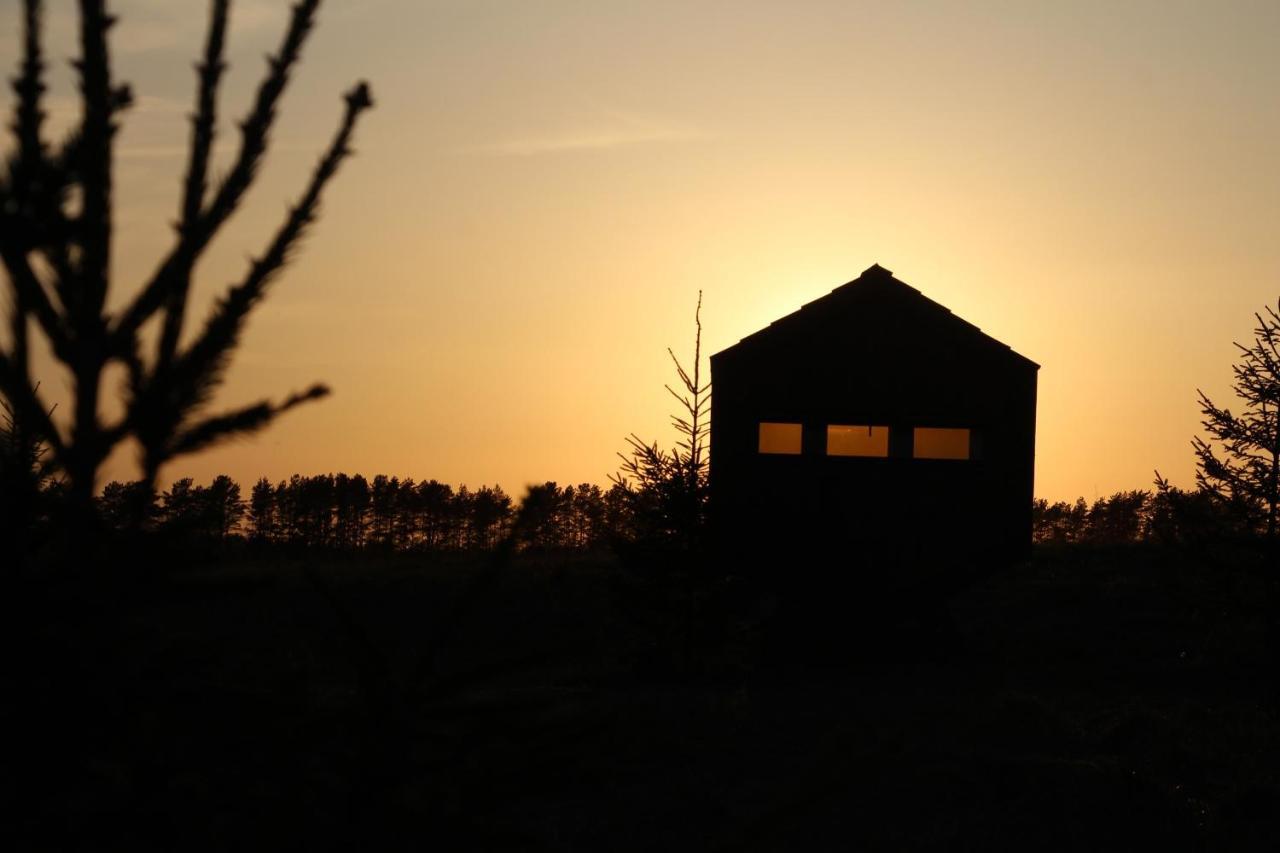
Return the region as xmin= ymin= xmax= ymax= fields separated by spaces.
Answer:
xmin=1194 ymin=300 xmax=1280 ymax=540
xmin=0 ymin=0 xmax=373 ymax=532
xmin=612 ymin=291 xmax=710 ymax=549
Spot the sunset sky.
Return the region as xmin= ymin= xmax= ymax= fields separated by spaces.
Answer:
xmin=3 ymin=0 xmax=1278 ymax=501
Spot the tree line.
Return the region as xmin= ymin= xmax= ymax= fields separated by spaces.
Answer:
xmin=80 ymin=470 xmax=1252 ymax=555
xmin=93 ymin=474 xmax=634 ymax=552
xmin=1032 ymin=478 xmax=1253 ymax=547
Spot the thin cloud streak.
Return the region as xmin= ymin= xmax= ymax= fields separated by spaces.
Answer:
xmin=116 ymin=139 xmax=312 ymax=161
xmin=21 ymin=0 xmax=289 ymax=58
xmin=471 ymin=114 xmax=705 ymax=156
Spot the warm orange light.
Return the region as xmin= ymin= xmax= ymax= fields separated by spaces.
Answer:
xmin=913 ymin=428 xmax=971 ymax=460
xmin=827 ymin=425 xmax=889 ymax=457
xmin=759 ymin=422 xmax=803 ymax=454
xmin=50 ymin=2 xmax=1271 ymax=502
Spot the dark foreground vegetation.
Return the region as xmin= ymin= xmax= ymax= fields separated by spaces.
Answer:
xmin=4 ymin=2 xmax=1279 ymax=849
xmin=10 ymin=540 xmax=1278 ymax=851
xmin=7 ymin=467 xmax=1253 ymax=562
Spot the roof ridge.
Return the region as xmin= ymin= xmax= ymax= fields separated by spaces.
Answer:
xmin=712 ymin=266 xmax=1039 ymax=369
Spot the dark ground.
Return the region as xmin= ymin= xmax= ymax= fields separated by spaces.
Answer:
xmin=8 ymin=542 xmax=1279 ymax=851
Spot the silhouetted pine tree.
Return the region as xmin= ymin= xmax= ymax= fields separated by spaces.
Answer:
xmin=1148 ymin=472 xmax=1236 ymax=546
xmin=277 ymin=476 xmax=302 ymax=545
xmin=205 ymin=474 xmax=244 ymax=538
xmin=97 ymin=480 xmax=155 ymax=532
xmin=0 ymin=1 xmax=373 ymax=539
xmin=518 ymin=482 xmax=570 ymax=550
xmin=417 ymin=480 xmax=454 ymax=550
xmin=303 ymin=474 xmax=335 ymax=547
xmin=603 ymin=482 xmax=634 ymax=541
xmin=612 ymin=292 xmax=710 ymax=550
xmin=1085 ymin=491 xmax=1150 ymax=545
xmin=1031 ymin=497 xmax=1091 ymax=544
xmin=393 ymin=476 xmax=417 ymax=549
xmin=1194 ymin=301 xmax=1280 ymax=540
xmin=249 ymin=477 xmax=276 ymax=542
xmin=369 ymin=475 xmax=396 ymax=549
xmin=159 ymin=478 xmax=201 ymax=538
xmin=570 ymin=483 xmax=607 ymax=548
xmin=469 ymin=485 xmax=513 ymax=550
xmin=333 ymin=473 xmax=370 ymax=550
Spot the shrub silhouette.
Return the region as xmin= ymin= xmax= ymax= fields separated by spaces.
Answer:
xmin=1 ymin=392 xmax=54 ymax=568
xmin=0 ymin=0 xmax=373 ymax=539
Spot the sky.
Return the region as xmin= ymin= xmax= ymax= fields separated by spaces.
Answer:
xmin=2 ymin=0 xmax=1278 ymax=501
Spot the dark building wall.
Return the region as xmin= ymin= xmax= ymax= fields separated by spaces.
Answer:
xmin=709 ymin=267 xmax=1038 ymax=571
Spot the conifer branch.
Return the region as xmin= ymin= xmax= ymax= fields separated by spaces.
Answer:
xmin=12 ymin=0 xmax=47 ymax=177
xmin=165 ymin=83 xmax=372 ymax=421
xmin=74 ymin=0 xmax=117 ymax=320
xmin=168 ymin=383 xmax=329 ymax=458
xmin=0 ymin=350 xmax=62 ymax=456
xmin=113 ymin=0 xmax=324 ymax=348
xmin=130 ymin=81 xmax=372 ymax=477
xmin=1194 ymin=298 xmax=1280 ymax=539
xmin=5 ymin=0 xmax=45 ymax=387
xmin=156 ymin=0 xmax=230 ymax=366
xmin=0 ymin=0 xmax=373 ymax=524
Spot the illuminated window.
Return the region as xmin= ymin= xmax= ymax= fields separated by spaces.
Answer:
xmin=826 ymin=425 xmax=889 ymax=457
xmin=913 ymin=427 xmax=971 ymax=460
xmin=758 ymin=422 xmax=802 ymax=454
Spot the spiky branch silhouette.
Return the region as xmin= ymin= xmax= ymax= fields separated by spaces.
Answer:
xmin=665 ymin=290 xmax=710 ymax=493
xmin=0 ymin=0 xmax=373 ymax=530
xmin=612 ymin=292 xmax=711 ymax=548
xmin=1193 ymin=300 xmax=1280 ymax=540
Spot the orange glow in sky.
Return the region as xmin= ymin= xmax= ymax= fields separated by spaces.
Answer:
xmin=3 ymin=0 xmax=1278 ymax=501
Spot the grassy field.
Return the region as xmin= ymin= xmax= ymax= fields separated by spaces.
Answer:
xmin=10 ymin=542 xmax=1279 ymax=851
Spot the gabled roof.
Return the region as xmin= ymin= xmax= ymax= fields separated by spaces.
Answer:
xmin=712 ymin=264 xmax=1039 ymax=369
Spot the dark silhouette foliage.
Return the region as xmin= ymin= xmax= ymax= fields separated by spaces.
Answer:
xmin=0 ymin=0 xmax=373 ymax=539
xmin=91 ymin=472 xmax=619 ymax=554
xmin=155 ymin=474 xmax=243 ymax=539
xmin=1030 ymin=481 xmax=1250 ymax=548
xmin=97 ymin=478 xmax=154 ymax=532
xmin=79 ymin=467 xmax=1252 ymax=561
xmin=1193 ymin=301 xmax=1280 ymax=540
xmin=1148 ymin=472 xmax=1248 ymax=546
xmin=1 ymin=392 xmax=55 ymax=567
xmin=1032 ymin=491 xmax=1151 ymax=545
xmin=1032 ymin=497 xmax=1092 ymax=544
xmin=612 ymin=292 xmax=710 ymax=550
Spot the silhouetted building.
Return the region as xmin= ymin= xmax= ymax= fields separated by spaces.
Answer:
xmin=710 ymin=264 xmax=1039 ymax=583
